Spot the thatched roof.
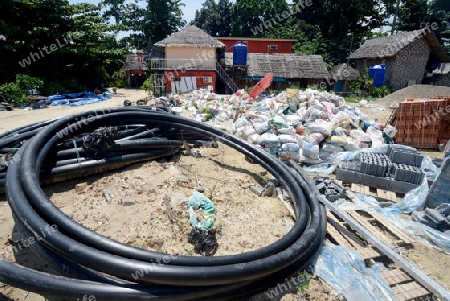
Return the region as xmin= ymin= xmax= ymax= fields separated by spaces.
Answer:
xmin=349 ymin=29 xmax=450 ymax=62
xmin=225 ymin=53 xmax=330 ymax=79
xmin=329 ymin=63 xmax=360 ymax=81
xmin=121 ymin=53 xmax=149 ymax=71
xmin=154 ymin=25 xmax=225 ymax=48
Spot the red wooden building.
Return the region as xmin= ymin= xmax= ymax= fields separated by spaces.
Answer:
xmin=217 ymin=37 xmax=296 ymax=54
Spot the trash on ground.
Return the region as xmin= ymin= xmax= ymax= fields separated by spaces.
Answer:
xmin=188 ymin=191 xmax=216 ymax=230
xmin=188 ymin=228 xmax=218 ymax=256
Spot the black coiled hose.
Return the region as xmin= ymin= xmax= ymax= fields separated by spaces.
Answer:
xmin=1 ymin=107 xmax=326 ymax=300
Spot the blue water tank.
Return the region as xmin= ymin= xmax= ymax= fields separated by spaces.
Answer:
xmin=335 ymin=81 xmax=344 ymax=93
xmin=369 ymin=64 xmax=386 ymax=87
xmin=233 ymin=41 xmax=248 ymax=66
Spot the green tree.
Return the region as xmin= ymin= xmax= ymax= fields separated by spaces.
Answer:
xmin=193 ymin=0 xmax=232 ymax=37
xmin=265 ymin=19 xmax=331 ymax=62
xmin=428 ymin=0 xmax=450 ymax=54
xmin=231 ymin=0 xmax=289 ymax=37
xmin=0 ymin=0 xmax=127 ymax=89
xmin=0 ymin=0 xmax=73 ymax=83
xmin=396 ymin=0 xmax=429 ymax=32
xmin=291 ymin=0 xmax=394 ymax=65
xmin=64 ymin=3 xmax=128 ymax=85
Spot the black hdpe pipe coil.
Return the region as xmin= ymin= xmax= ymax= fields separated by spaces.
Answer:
xmin=3 ymin=108 xmax=326 ymax=300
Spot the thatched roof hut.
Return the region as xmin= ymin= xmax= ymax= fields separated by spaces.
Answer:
xmin=121 ymin=51 xmax=149 ymax=88
xmin=329 ymin=64 xmax=360 ymax=81
xmin=225 ymin=53 xmax=330 ymax=79
xmin=154 ymin=25 xmax=225 ymax=48
xmin=349 ymin=29 xmax=449 ymax=62
xmin=348 ymin=28 xmax=450 ymax=89
xmin=122 ymin=53 xmax=149 ymax=71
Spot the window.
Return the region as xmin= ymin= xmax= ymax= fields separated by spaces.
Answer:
xmin=269 ymin=45 xmax=278 ymax=50
xmin=282 ymin=45 xmax=289 ymax=49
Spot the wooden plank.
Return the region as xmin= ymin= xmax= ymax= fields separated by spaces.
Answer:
xmin=326 ymin=224 xmax=353 ymax=249
xmin=381 ymin=269 xmax=412 ymax=285
xmin=376 ymin=189 xmax=398 ymax=202
xmin=345 ymin=190 xmax=413 ymax=245
xmin=376 ymin=188 xmax=389 ymax=200
xmin=370 ymin=212 xmax=415 ymax=244
xmin=351 ymin=183 xmax=362 ymax=193
xmin=347 ymin=210 xmax=399 ymax=245
xmin=393 ymin=282 xmax=430 ymax=300
xmin=327 ymin=211 xmax=380 ymax=260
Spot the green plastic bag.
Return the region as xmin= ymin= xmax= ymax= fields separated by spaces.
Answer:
xmin=188 ymin=191 xmax=216 ymax=230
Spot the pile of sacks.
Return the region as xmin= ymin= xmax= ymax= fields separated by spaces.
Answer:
xmin=183 ymin=89 xmax=252 ymax=123
xmin=230 ymin=88 xmax=396 ymax=163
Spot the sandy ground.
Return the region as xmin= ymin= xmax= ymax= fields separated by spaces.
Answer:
xmin=1 ymin=86 xmax=450 ymax=300
xmin=0 ymin=89 xmax=149 ymax=134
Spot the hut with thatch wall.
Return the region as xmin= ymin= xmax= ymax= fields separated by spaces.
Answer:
xmin=225 ymin=53 xmax=330 ymax=90
xmin=348 ymin=28 xmax=450 ymax=90
xmin=121 ymin=50 xmax=149 ymax=88
xmin=327 ymin=63 xmax=360 ymax=93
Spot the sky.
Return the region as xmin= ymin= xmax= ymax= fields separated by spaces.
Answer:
xmin=68 ymin=0 xmax=202 ymax=23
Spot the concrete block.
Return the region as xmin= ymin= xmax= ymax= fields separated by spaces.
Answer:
xmin=412 ymin=211 xmax=437 ymax=229
xmin=339 ymin=161 xmax=361 ymax=172
xmin=388 ymin=178 xmax=420 ymax=194
xmin=359 ymin=153 xmax=390 ymax=177
xmin=335 ymin=168 xmax=362 ymax=184
xmin=389 ymin=163 xmax=425 ymax=184
xmin=424 ymin=208 xmax=446 ymax=224
xmin=360 ymin=174 xmax=390 ymax=190
xmin=387 ymin=144 xmax=423 ymax=167
xmin=436 ymin=203 xmax=450 ymax=217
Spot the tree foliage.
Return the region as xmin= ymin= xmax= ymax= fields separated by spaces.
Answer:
xmin=0 ymin=0 xmax=127 ymax=90
xmin=108 ymin=0 xmax=186 ymax=49
xmin=193 ymin=0 xmax=232 ymax=37
xmin=230 ymin=0 xmax=289 ymax=37
xmin=395 ymin=0 xmax=449 ymax=54
xmin=396 ymin=0 xmax=429 ymax=32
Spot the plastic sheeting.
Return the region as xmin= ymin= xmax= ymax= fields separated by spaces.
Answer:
xmin=336 ymin=193 xmax=450 ymax=255
xmin=39 ymin=91 xmax=111 ymax=107
xmin=311 ymin=242 xmax=395 ymax=301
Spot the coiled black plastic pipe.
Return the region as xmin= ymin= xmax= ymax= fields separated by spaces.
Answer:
xmin=1 ymin=107 xmax=326 ymax=300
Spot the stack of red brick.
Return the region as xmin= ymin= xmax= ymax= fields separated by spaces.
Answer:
xmin=396 ymin=97 xmax=450 ymax=149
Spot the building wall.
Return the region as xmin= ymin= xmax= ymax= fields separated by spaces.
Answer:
xmin=354 ymin=38 xmax=430 ymax=90
xmin=390 ymin=37 xmax=430 ymax=89
xmin=163 ymin=70 xmax=216 ymax=93
xmin=218 ymin=39 xmax=293 ymax=54
xmin=165 ymin=46 xmax=217 ymax=69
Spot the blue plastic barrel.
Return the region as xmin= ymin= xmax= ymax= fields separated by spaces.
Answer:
xmin=335 ymin=81 xmax=343 ymax=93
xmin=233 ymin=41 xmax=248 ymax=66
xmin=369 ymin=64 xmax=386 ymax=87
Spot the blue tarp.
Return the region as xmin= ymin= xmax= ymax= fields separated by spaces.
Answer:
xmin=38 ymin=91 xmax=111 ymax=107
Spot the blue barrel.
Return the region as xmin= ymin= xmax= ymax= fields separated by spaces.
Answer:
xmin=369 ymin=64 xmax=386 ymax=87
xmin=335 ymin=81 xmax=343 ymax=93
xmin=233 ymin=41 xmax=248 ymax=66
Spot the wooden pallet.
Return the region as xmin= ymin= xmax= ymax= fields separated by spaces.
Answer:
xmin=349 ymin=183 xmax=404 ymax=203
xmin=326 ymin=209 xmax=431 ymax=300
xmin=326 ymin=210 xmax=381 ymax=260
xmin=334 ymin=182 xmax=415 ymax=246
xmin=382 ymin=269 xmax=432 ymax=301
xmin=323 ymin=180 xmax=431 ymax=300
xmin=336 ymin=180 xmax=404 ymax=203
